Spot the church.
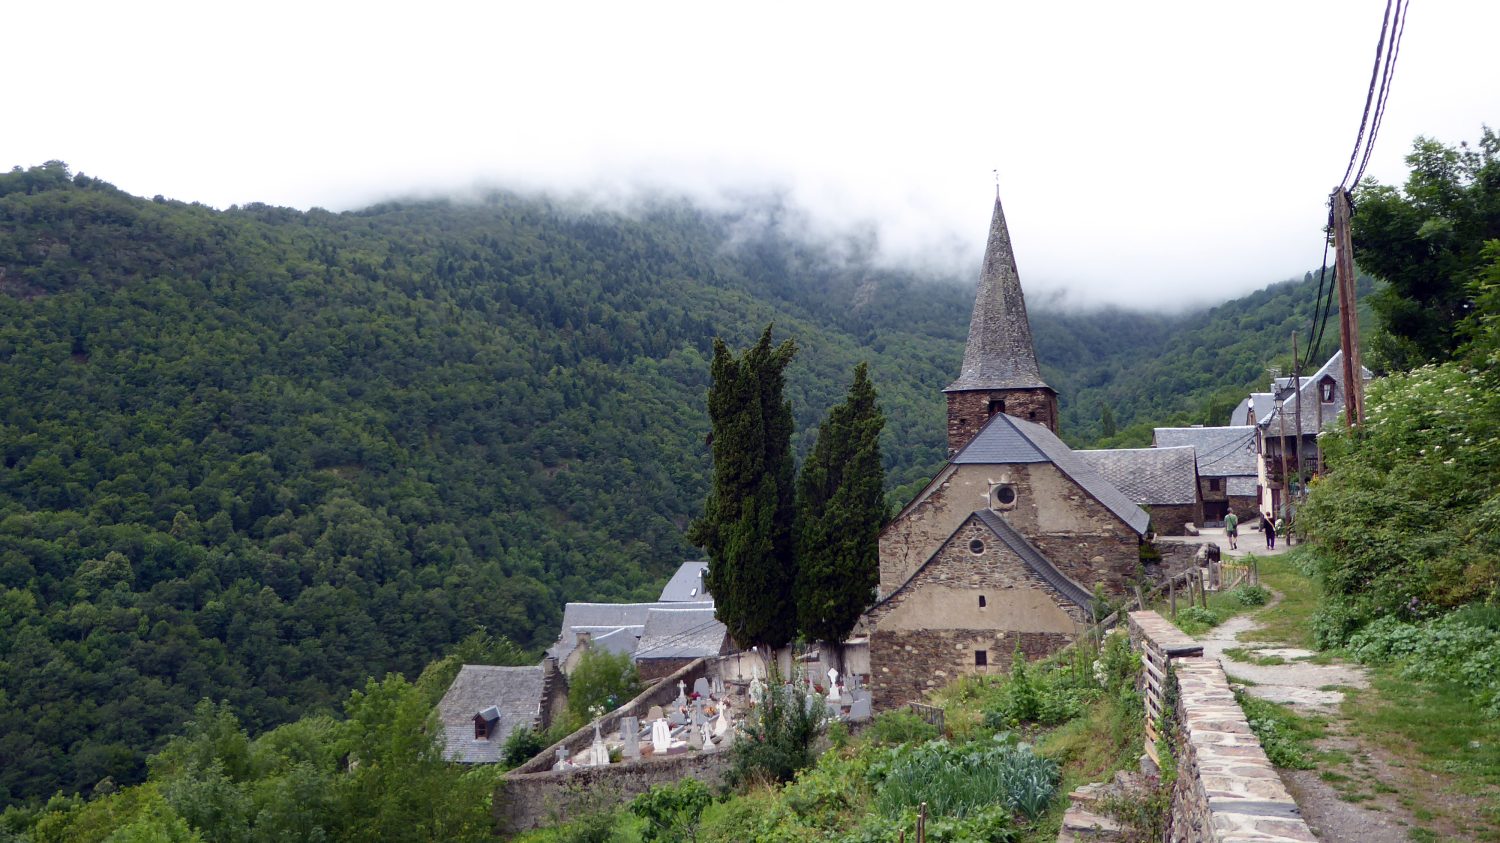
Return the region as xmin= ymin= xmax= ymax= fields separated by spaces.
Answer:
xmin=864 ymin=197 xmax=1151 ymax=709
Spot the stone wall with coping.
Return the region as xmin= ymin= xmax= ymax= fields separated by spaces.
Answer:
xmin=509 ymin=657 xmax=710 ymax=776
xmin=1169 ymin=657 xmax=1315 ymax=842
xmin=495 ymin=748 xmax=733 ymax=836
xmin=1126 ymin=611 xmax=1315 ymax=843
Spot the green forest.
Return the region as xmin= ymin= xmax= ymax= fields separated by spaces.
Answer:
xmin=0 ymin=161 xmax=1359 ymax=807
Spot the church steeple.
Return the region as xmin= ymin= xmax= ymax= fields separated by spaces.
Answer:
xmin=943 ymin=195 xmax=1058 ymax=454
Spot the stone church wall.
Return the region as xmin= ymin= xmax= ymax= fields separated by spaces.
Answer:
xmin=880 ymin=462 xmax=1140 ymax=600
xmin=945 ymin=388 xmax=1057 ymax=454
xmin=867 ymin=517 xmax=1087 ymax=710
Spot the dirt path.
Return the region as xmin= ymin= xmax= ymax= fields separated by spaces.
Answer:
xmin=1202 ymin=594 xmax=1419 ymax=842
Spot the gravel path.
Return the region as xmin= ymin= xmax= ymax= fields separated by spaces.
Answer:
xmin=1202 ymin=592 xmax=1416 ymax=842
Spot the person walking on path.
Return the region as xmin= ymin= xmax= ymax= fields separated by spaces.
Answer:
xmin=1261 ymin=512 xmax=1275 ymax=549
xmin=1224 ymin=511 xmax=1239 ymax=550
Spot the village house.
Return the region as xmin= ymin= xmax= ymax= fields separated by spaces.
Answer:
xmin=1249 ymin=351 xmax=1371 ymax=519
xmin=1151 ymin=425 xmax=1258 ymax=525
xmin=865 ymin=196 xmax=1150 ymax=710
xmin=436 ymin=661 xmax=567 ymax=763
xmin=1076 ymin=445 xmax=1203 ymax=535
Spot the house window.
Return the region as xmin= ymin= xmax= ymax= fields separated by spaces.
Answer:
xmin=1320 ymin=376 xmax=1336 ymax=403
xmin=987 ymin=398 xmax=1005 ymax=417
xmin=969 ymin=539 xmax=985 ymax=555
xmin=1208 ymin=478 xmax=1221 ymax=492
xmin=473 ymin=717 xmax=489 ymax=740
xmin=974 ymin=649 xmax=988 ymax=667
xmin=978 ymin=595 xmax=987 ymax=609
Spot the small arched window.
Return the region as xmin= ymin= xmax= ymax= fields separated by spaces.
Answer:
xmin=1319 ymin=376 xmax=1336 ymax=403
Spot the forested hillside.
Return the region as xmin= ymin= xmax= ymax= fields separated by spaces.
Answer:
xmin=0 ymin=162 xmax=1358 ymax=804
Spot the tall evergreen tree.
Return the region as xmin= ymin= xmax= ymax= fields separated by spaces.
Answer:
xmin=794 ymin=362 xmax=887 ymax=646
xmin=688 ymin=326 xmax=799 ymax=649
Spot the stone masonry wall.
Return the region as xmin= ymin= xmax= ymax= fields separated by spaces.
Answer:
xmin=1169 ymin=657 xmax=1315 ymax=843
xmin=1149 ymin=502 xmax=1202 ymax=536
xmin=495 ymin=748 xmax=733 ymax=836
xmin=881 ymin=462 xmax=1140 ymax=600
xmin=870 ymin=628 xmax=1070 ymax=712
xmin=946 ymin=388 xmax=1058 ymax=454
xmin=867 ymin=516 xmax=1087 ymax=710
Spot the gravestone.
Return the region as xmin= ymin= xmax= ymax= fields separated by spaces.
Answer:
xmin=620 ymin=716 xmax=640 ymax=759
xmin=693 ymin=677 xmax=712 ymax=698
xmin=646 ymin=704 xmax=664 ymax=722
xmin=651 ymin=718 xmax=672 ymax=755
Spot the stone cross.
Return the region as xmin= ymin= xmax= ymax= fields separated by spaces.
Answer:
xmin=675 ymin=680 xmax=688 ymax=706
xmin=552 ymin=747 xmax=571 ymax=771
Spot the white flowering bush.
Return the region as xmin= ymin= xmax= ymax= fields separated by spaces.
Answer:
xmin=1302 ymin=244 xmax=1500 ymax=645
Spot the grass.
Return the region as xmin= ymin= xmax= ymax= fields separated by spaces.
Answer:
xmin=1240 ymin=549 xmax=1321 ymax=649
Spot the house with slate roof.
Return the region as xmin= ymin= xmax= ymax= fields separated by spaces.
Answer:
xmin=866 ymin=196 xmax=1150 ymax=710
xmin=1152 ymin=425 xmax=1258 ymax=525
xmin=437 ymin=663 xmax=566 ymax=763
xmin=633 ymin=606 xmax=731 ymax=681
xmin=1076 ymin=445 xmax=1202 ymax=535
xmin=1253 ymin=351 xmax=1371 ymax=519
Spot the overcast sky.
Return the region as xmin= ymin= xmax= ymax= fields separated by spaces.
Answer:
xmin=7 ymin=1 xmax=1497 ymax=308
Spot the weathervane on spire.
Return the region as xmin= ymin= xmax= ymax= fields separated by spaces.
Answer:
xmin=993 ymin=169 xmax=999 ymax=198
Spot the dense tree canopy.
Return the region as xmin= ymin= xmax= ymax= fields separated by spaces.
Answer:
xmin=1352 ymin=128 xmax=1500 ymax=368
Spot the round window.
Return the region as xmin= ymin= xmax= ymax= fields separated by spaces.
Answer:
xmin=994 ymin=484 xmax=1017 ymax=506
xmin=968 ymin=539 xmax=985 ymax=555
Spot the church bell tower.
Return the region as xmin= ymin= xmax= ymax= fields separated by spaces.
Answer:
xmin=944 ymin=195 xmax=1058 ymax=454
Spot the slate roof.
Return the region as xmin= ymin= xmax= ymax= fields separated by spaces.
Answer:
xmin=437 ymin=664 xmax=545 ymax=764
xmin=1226 ymin=476 xmax=1258 ymax=497
xmin=633 ymin=607 xmax=729 ymax=661
xmin=659 ymin=560 xmax=712 ymax=602
xmin=1076 ymin=446 xmax=1199 ymax=506
xmin=952 ymin=412 xmax=1150 ymax=534
xmin=945 ymin=196 xmax=1051 ymax=392
xmin=1230 ymin=397 xmax=1252 ymax=427
xmin=1152 ymin=426 xmax=1258 ymax=478
xmin=973 ymin=510 xmax=1095 ymax=615
xmin=1260 ymin=351 xmax=1373 ymax=436
xmin=547 ymin=601 xmax=713 ymax=664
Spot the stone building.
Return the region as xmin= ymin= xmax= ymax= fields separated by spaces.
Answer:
xmin=866 ymin=196 xmax=1149 ymax=710
xmin=437 ymin=661 xmax=567 ymax=763
xmin=1151 ymin=425 xmax=1258 ymax=525
xmin=1250 ymin=351 xmax=1371 ymax=519
xmin=1077 ymin=445 xmax=1203 ymax=535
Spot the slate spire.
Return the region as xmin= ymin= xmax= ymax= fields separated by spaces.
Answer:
xmin=944 ymin=196 xmax=1049 ymax=392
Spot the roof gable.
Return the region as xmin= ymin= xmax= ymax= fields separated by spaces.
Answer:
xmin=953 ymin=413 xmax=1150 ymax=534
xmin=658 ymin=561 xmax=712 ymax=602
xmin=635 ymin=607 xmax=728 ymax=660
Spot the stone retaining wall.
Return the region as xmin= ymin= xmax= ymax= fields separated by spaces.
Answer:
xmin=1126 ymin=611 xmax=1315 ymax=843
xmin=495 ymin=747 xmax=733 ymax=836
xmin=1170 ymin=658 xmax=1314 ymax=842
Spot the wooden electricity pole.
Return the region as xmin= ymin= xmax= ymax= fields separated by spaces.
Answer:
xmin=1331 ymin=188 xmax=1365 ymax=427
xmin=1292 ymin=331 xmax=1303 ymax=500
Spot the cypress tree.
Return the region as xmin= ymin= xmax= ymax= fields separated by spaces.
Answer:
xmin=794 ymin=362 xmax=887 ymax=646
xmin=688 ymin=326 xmax=798 ymax=650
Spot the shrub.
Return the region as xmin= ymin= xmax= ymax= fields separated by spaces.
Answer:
xmin=867 ymin=735 xmax=1057 ymax=824
xmin=1346 ymin=607 xmax=1500 ymax=713
xmin=866 ymin=710 xmax=940 ymax=745
xmin=501 ymin=726 xmax=549 ymax=767
xmin=1231 ymin=584 xmax=1271 ymax=607
xmin=630 ymin=779 xmax=712 ymax=843
xmin=566 ymin=649 xmax=640 ymax=723
xmin=726 ymin=669 xmax=826 ymax=788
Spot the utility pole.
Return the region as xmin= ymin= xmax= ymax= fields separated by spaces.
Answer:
xmin=1277 ymin=381 xmax=1290 ymax=521
xmin=1292 ymin=331 xmax=1303 ymax=500
xmin=1331 ymin=188 xmax=1365 ymax=427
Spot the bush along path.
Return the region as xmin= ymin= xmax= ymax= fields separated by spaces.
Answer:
xmin=1190 ymin=551 xmax=1487 ymax=843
